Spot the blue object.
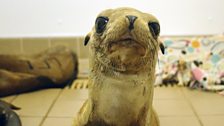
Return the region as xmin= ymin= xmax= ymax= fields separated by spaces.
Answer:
xmin=211 ymin=54 xmax=221 ymax=64
xmin=187 ymin=46 xmax=194 ymax=53
xmin=164 ymin=40 xmax=173 ymax=47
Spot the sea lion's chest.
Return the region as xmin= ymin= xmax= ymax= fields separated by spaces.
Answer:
xmin=92 ymin=74 xmax=151 ymax=125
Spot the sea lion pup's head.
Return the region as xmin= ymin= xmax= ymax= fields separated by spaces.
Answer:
xmin=85 ymin=7 xmax=164 ymax=74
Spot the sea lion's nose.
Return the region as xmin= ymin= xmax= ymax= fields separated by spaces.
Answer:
xmin=126 ymin=15 xmax=137 ymax=30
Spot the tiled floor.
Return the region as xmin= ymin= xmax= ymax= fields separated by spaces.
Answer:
xmin=1 ymin=86 xmax=224 ymax=126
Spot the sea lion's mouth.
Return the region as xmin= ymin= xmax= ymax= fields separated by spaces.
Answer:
xmin=110 ymin=37 xmax=134 ymax=46
xmin=107 ymin=35 xmax=146 ymax=56
xmin=99 ymin=34 xmax=148 ymax=73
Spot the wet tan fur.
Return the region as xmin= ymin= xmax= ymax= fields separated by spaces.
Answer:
xmin=74 ymin=7 xmax=161 ymax=126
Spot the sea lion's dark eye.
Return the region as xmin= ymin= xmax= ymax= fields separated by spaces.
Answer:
xmin=95 ymin=16 xmax=109 ymax=34
xmin=148 ymin=22 xmax=160 ymax=39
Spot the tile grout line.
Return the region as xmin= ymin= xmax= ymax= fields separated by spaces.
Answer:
xmin=10 ymin=95 xmax=19 ymax=103
xmin=39 ymin=89 xmax=63 ymax=126
xmin=180 ymin=88 xmax=204 ymax=126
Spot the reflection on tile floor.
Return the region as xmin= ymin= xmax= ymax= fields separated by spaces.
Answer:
xmin=1 ymin=87 xmax=224 ymax=126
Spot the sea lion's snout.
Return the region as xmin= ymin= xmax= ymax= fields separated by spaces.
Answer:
xmin=126 ymin=15 xmax=137 ymax=30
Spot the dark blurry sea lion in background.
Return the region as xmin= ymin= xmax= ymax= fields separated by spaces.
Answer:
xmin=0 ymin=46 xmax=78 ymax=97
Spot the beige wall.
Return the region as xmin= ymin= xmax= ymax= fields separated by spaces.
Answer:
xmin=0 ymin=37 xmax=89 ymax=59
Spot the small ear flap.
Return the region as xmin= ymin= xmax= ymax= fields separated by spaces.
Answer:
xmin=84 ymin=35 xmax=90 ymax=46
xmin=159 ymin=43 xmax=165 ymax=54
xmin=84 ymin=32 xmax=92 ymax=46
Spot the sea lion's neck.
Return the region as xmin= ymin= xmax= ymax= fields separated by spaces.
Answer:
xmin=88 ymin=60 xmax=156 ymax=126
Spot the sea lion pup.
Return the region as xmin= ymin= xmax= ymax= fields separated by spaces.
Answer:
xmin=74 ymin=7 xmax=164 ymax=126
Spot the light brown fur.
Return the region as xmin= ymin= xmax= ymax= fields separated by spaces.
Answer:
xmin=74 ymin=7 xmax=163 ymax=126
